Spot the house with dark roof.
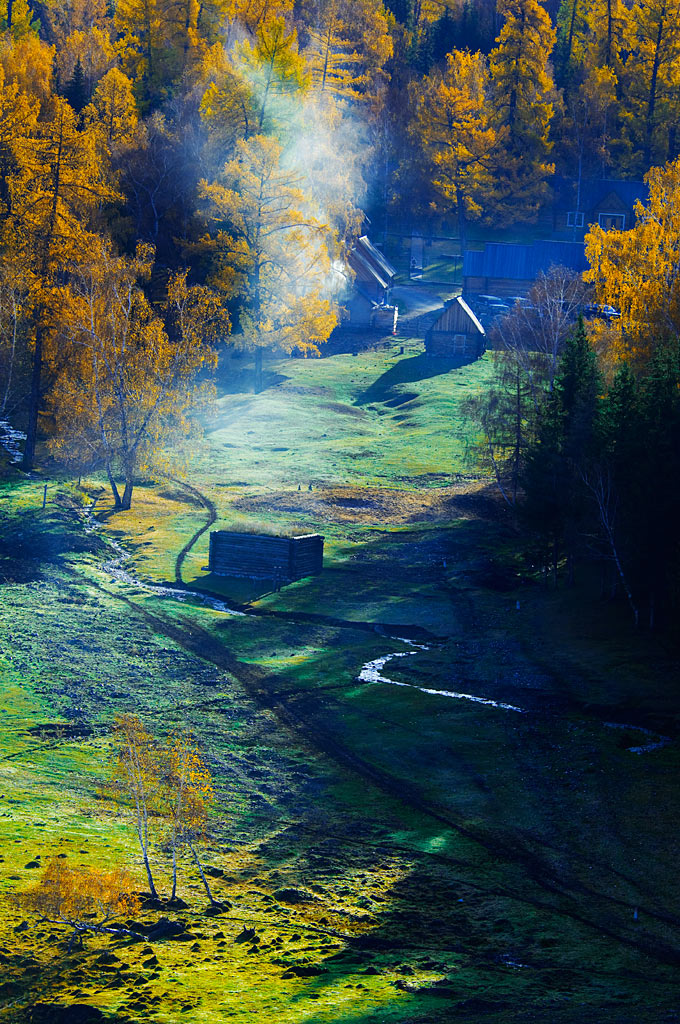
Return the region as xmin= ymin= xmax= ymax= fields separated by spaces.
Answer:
xmin=425 ymin=296 xmax=485 ymax=358
xmin=550 ymin=177 xmax=648 ymax=237
xmin=341 ymin=236 xmax=398 ymax=329
xmin=462 ymin=241 xmax=589 ymax=298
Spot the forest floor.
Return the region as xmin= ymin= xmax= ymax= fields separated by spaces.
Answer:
xmin=0 ymin=336 xmax=679 ymax=1024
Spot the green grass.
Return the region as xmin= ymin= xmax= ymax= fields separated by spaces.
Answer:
xmin=1 ymin=341 xmax=679 ymax=1023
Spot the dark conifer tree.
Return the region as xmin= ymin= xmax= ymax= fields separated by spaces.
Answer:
xmin=65 ymin=58 xmax=88 ymax=114
xmin=523 ymin=318 xmax=603 ymax=583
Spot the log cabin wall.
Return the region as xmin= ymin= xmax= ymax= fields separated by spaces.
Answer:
xmin=209 ymin=531 xmax=324 ymax=583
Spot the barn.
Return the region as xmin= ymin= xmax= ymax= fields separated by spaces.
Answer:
xmin=425 ymin=296 xmax=485 ymax=358
xmin=209 ymin=530 xmax=324 ymax=586
xmin=462 ymin=240 xmax=589 ymax=297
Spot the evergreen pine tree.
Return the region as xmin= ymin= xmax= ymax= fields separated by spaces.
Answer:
xmin=523 ymin=318 xmax=603 ymax=583
xmin=65 ymin=58 xmax=88 ymax=114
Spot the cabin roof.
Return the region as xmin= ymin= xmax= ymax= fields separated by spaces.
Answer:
xmin=347 ymin=236 xmax=396 ymax=290
xmin=463 ymin=240 xmax=588 ymax=281
xmin=430 ymin=295 xmax=485 ymax=335
xmin=552 ymin=176 xmax=648 ymax=213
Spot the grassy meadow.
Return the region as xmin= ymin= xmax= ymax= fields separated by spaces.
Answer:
xmin=0 ymin=338 xmax=679 ymax=1024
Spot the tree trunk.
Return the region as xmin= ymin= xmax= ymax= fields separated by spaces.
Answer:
xmin=456 ymin=184 xmax=467 ymax=253
xmin=188 ymin=843 xmax=218 ymax=904
xmin=141 ymin=841 xmax=159 ymax=900
xmin=254 ymin=348 xmax=263 ymax=393
xmin=171 ymin=845 xmax=177 ymax=902
xmin=566 ymin=0 xmax=579 ymax=62
xmin=21 ymin=321 xmax=44 ymax=471
xmin=645 ymin=12 xmax=666 ymax=166
xmin=121 ymin=477 xmax=134 ymax=510
xmin=512 ymin=370 xmax=521 ymax=504
xmin=605 ymin=0 xmax=613 ymax=65
xmin=107 ymin=464 xmax=122 ymax=509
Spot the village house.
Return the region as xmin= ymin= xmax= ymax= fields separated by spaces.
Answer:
xmin=462 ymin=240 xmax=589 ymax=298
xmin=550 ymin=177 xmax=648 ymax=237
xmin=425 ymin=295 xmax=485 ymax=358
xmin=340 ymin=235 xmax=398 ymax=331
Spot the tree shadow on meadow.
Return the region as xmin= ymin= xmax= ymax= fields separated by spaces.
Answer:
xmin=0 ymin=504 xmax=99 ymax=583
xmin=354 ymin=353 xmax=480 ymax=407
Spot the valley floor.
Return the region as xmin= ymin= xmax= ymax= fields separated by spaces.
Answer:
xmin=0 ymin=341 xmax=678 ymax=1024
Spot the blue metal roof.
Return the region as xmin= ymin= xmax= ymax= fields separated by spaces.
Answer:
xmin=463 ymin=241 xmax=588 ymax=281
xmin=552 ymin=176 xmax=648 ymax=213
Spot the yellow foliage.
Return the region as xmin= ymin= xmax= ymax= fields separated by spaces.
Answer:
xmin=0 ymin=33 xmax=55 ymax=105
xmin=54 ymin=26 xmax=116 ymax=94
xmin=235 ymin=15 xmax=309 ymax=134
xmin=625 ymin=0 xmax=680 ymax=167
xmin=489 ymin=0 xmax=556 ymax=221
xmin=224 ymin=0 xmax=294 ymax=33
xmin=41 ymin=0 xmax=110 ymax=42
xmin=408 ymin=49 xmax=502 ymax=246
xmin=23 ymin=860 xmax=139 ymax=933
xmin=301 ymin=0 xmax=393 ymax=104
xmin=49 ymin=240 xmax=226 ymax=508
xmin=0 ymin=0 xmax=38 ymax=38
xmin=200 ymin=133 xmax=337 ymax=372
xmin=584 ymin=156 xmax=680 ymax=369
xmin=85 ymin=67 xmax=138 ymax=145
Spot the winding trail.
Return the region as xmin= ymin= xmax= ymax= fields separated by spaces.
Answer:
xmin=172 ymin=477 xmax=218 ymax=585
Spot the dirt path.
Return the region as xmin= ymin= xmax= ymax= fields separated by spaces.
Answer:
xmin=172 ymin=478 xmax=218 ymax=584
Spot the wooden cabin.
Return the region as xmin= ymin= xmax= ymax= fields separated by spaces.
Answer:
xmin=550 ymin=177 xmax=647 ymax=238
xmin=341 ymin=236 xmax=398 ymax=330
xmin=425 ymin=296 xmax=485 ymax=358
xmin=462 ymin=241 xmax=588 ymax=298
xmin=209 ymin=531 xmax=324 ymax=585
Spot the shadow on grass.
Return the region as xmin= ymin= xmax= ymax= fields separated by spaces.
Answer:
xmin=355 ymin=353 xmax=481 ymax=407
xmin=0 ymin=504 xmax=99 ymax=582
xmin=215 ymin=352 xmax=289 ymax=396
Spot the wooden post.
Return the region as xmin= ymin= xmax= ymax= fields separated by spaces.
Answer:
xmin=42 ymin=483 xmax=47 ymax=509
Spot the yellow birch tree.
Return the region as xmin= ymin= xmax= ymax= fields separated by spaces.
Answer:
xmin=50 ymin=241 xmax=227 ymax=509
xmin=162 ymin=731 xmax=219 ymax=904
xmin=584 ymin=157 xmax=680 ymax=369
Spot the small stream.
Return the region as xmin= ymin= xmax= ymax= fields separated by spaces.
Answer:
xmin=89 ymin=516 xmax=245 ymax=617
xmin=358 ymin=639 xmax=525 ymax=712
xmin=0 ymin=419 xmax=26 ymax=464
xmin=358 ymin=641 xmax=671 ymax=754
xmin=12 ymin=473 xmax=670 ymax=757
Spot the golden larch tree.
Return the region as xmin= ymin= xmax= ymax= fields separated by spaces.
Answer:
xmin=408 ymin=49 xmax=502 ymax=249
xmin=625 ymin=0 xmax=680 ymax=168
xmin=200 ymin=133 xmax=337 ymax=391
xmin=7 ymin=96 xmax=119 ymax=470
xmin=489 ymin=0 xmax=557 ymax=222
xmin=301 ymin=0 xmax=393 ymax=105
xmin=235 ymin=15 xmax=309 ymax=135
xmin=85 ymin=67 xmax=139 ymax=146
